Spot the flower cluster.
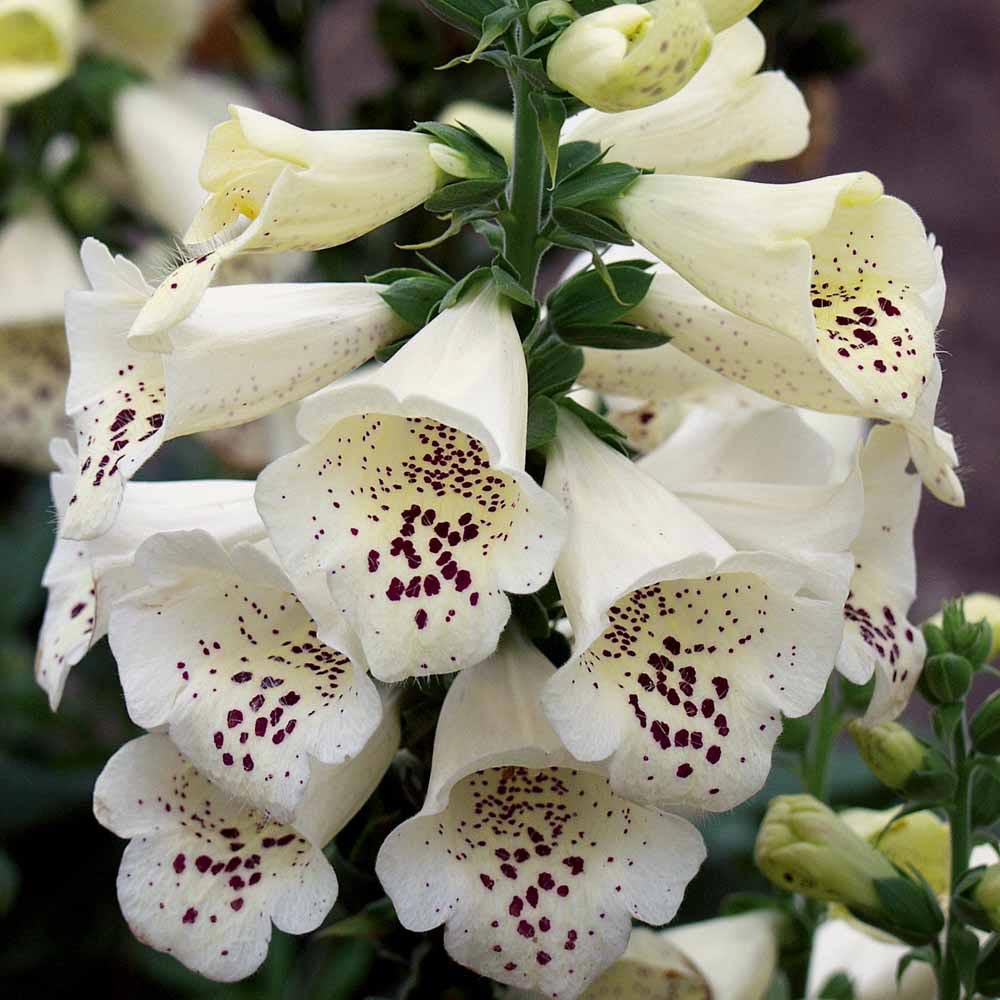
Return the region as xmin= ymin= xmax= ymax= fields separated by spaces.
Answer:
xmin=33 ymin=1 xmax=966 ymax=996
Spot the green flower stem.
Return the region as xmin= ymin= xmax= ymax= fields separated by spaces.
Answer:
xmin=940 ymin=718 xmax=974 ymax=1000
xmin=803 ymin=682 xmax=841 ymax=800
xmin=502 ymin=24 xmax=547 ymax=295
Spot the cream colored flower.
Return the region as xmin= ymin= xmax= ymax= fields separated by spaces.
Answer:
xmin=0 ymin=0 xmax=80 ymax=106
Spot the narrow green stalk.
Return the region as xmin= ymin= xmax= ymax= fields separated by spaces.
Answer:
xmin=940 ymin=719 xmax=973 ymax=1000
xmin=502 ymin=25 xmax=547 ymax=294
xmin=803 ymin=683 xmax=840 ymax=800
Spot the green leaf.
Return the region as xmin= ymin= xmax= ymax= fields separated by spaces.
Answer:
xmin=976 ymin=934 xmax=1000 ymax=995
xmin=555 ymin=160 xmax=641 ymax=209
xmin=526 ymin=394 xmax=559 ymax=451
xmin=971 ymin=762 xmax=1000 ymax=829
xmin=379 ymin=274 xmax=453 ymax=328
xmin=945 ymin=922 xmax=981 ymax=996
xmin=424 ymin=177 xmax=506 ymax=214
xmin=863 ymin=874 xmax=945 ymax=946
xmin=558 ymin=397 xmax=630 ymax=456
xmin=491 ymin=262 xmax=535 ymax=306
xmin=419 ymin=0 xmax=509 ymax=36
xmin=558 ymin=322 xmax=669 ymax=350
xmin=553 ymin=205 xmax=633 ymax=245
xmin=314 ymin=898 xmax=397 ymax=941
xmin=529 ymin=91 xmax=567 ymax=184
xmin=479 ymin=50 xmax=555 ymax=91
xmin=526 ymin=335 xmax=584 ymax=398
xmin=548 ymin=260 xmax=656 ymax=328
xmin=366 ymin=267 xmax=437 ymax=285
xmin=374 ymin=333 xmax=416 ymax=363
xmin=437 ymin=3 xmax=521 ymax=67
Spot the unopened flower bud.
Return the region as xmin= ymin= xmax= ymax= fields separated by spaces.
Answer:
xmin=528 ymin=1 xmax=578 ymax=35
xmin=755 ymin=795 xmax=897 ymax=912
xmin=546 ymin=0 xmax=713 ymax=113
xmin=849 ymin=720 xmax=927 ymax=792
xmin=972 ymin=692 xmax=1000 ymax=755
xmin=929 ymin=593 xmax=1000 ymax=663
xmin=921 ymin=651 xmax=973 ymax=704
xmin=975 ymin=865 xmax=1000 ymax=932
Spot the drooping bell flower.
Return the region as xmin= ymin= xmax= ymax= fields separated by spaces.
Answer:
xmin=256 ymin=281 xmax=566 ymax=681
xmin=376 ymin=628 xmax=705 ymax=998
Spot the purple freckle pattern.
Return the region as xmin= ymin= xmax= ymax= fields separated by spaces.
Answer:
xmin=115 ymin=747 xmax=325 ymax=965
xmin=273 ymin=415 xmax=546 ymax=672
xmin=578 ymin=574 xmax=796 ymax=804
xmin=152 ymin=573 xmax=362 ymax=813
xmin=418 ymin=765 xmax=652 ymax=990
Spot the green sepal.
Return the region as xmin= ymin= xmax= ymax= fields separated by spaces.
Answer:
xmin=376 ymin=272 xmax=453 ymax=328
xmin=557 ymin=322 xmax=669 ymax=350
xmin=400 ymin=206 xmax=495 ymax=250
xmin=547 ymin=259 xmax=656 ymax=328
xmin=816 ymin=973 xmax=855 ymax=999
xmin=944 ymin=921 xmax=981 ymax=996
xmin=850 ymin=872 xmax=944 ymax=947
xmin=557 ymin=397 xmax=630 ymax=456
xmin=554 ymin=160 xmax=642 ymax=210
xmin=437 ymin=4 xmax=522 ymax=67
xmin=374 ymin=334 xmax=417 ymax=363
xmin=414 ymin=121 xmax=508 ymax=180
xmin=552 ymin=206 xmax=633 ymax=245
xmin=313 ymin=898 xmax=397 ymax=941
xmin=921 ymin=652 xmax=973 ymax=704
xmin=922 ymin=621 xmax=948 ymax=656
xmin=525 ymin=333 xmax=584 ymax=398
xmin=975 ymin=934 xmax=1000 ymax=995
xmin=971 ymin=760 xmax=1000 ymax=829
xmin=896 ymin=947 xmax=935 ymax=987
xmin=471 ymin=218 xmax=505 ymax=252
xmin=424 ymin=178 xmax=507 ymax=214
xmin=437 ymin=267 xmax=492 ymax=312
xmin=529 ymin=91 xmax=567 ymax=184
xmin=554 ymin=141 xmax=606 ymax=184
xmin=491 ymin=260 xmax=535 ymax=306
xmin=525 ymin=394 xmax=559 ymax=451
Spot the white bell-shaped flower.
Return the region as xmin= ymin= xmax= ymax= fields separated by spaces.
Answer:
xmin=376 ymin=629 xmax=705 ymax=999
xmin=256 ymin=282 xmax=566 ymax=681
xmin=128 ymin=106 xmax=447 ymax=342
xmin=37 ymin=438 xmax=264 ymax=709
xmin=576 ymin=236 xmax=962 ymax=505
xmin=86 ymin=0 xmax=206 ymax=78
xmin=60 ymin=239 xmax=408 ymax=539
xmin=541 ymin=409 xmax=847 ymax=813
xmin=642 ymin=406 xmax=924 ymax=723
xmin=506 ymin=909 xmax=782 ymax=999
xmin=93 ymin=711 xmax=399 ymax=982
xmin=109 ymin=530 xmax=384 ymax=821
xmin=0 ymin=208 xmax=83 ymax=470
xmin=0 ymin=0 xmax=80 ymax=105
xmin=612 ymin=172 xmax=939 ymax=414
xmin=563 ymin=19 xmax=808 ymax=178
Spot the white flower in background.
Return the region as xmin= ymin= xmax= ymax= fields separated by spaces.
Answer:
xmin=0 ymin=207 xmax=83 ymax=470
xmin=60 ymin=239 xmax=408 ymax=540
xmin=505 ymin=909 xmax=781 ymax=999
xmin=641 ymin=405 xmax=925 ymax=723
xmin=563 ymin=19 xmax=809 ymax=178
xmin=376 ymin=629 xmax=705 ymax=999
xmin=37 ymin=438 xmax=264 ymax=710
xmin=542 ymin=407 xmax=848 ymax=814
xmin=94 ymin=713 xmax=399 ymax=981
xmin=0 ymin=0 xmax=80 ymax=106
xmin=257 ymin=282 xmax=566 ymax=682
xmin=439 ymin=100 xmax=515 ymax=162
xmin=807 ymin=919 xmax=935 ymax=1000
xmin=576 ymin=229 xmax=962 ymax=505
xmin=85 ymin=0 xmax=206 ymax=78
xmin=128 ymin=107 xmax=449 ymax=344
xmin=110 ymin=530 xmax=384 ymax=821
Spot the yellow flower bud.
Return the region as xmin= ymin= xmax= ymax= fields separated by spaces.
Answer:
xmin=975 ymin=864 xmax=1000 ymax=932
xmin=849 ymin=720 xmax=927 ymax=791
xmin=546 ymin=0 xmax=713 ymax=113
xmin=528 ymin=1 xmax=578 ymax=35
xmin=755 ymin=795 xmax=897 ymax=911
